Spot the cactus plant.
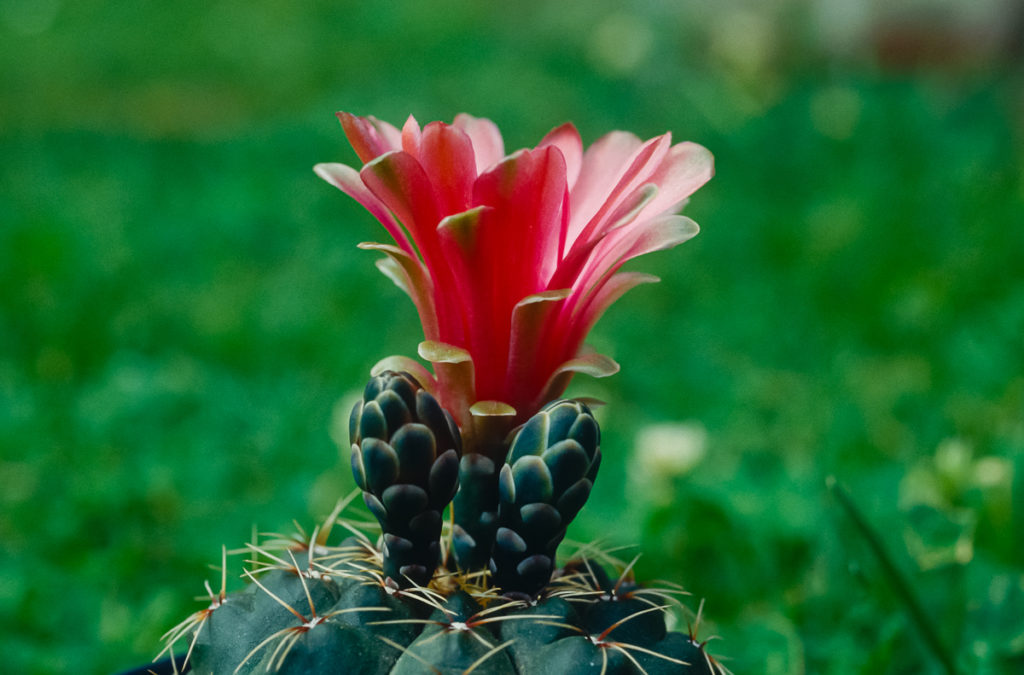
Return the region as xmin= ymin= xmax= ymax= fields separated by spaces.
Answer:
xmin=161 ymin=491 xmax=727 ymax=674
xmin=159 ymin=112 xmax=721 ymax=673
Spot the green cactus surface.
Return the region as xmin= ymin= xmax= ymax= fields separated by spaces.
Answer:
xmin=161 ymin=523 xmax=727 ymax=674
xmin=161 ymin=373 xmax=727 ymax=674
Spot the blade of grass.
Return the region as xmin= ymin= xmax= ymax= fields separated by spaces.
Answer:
xmin=827 ymin=476 xmax=958 ymax=675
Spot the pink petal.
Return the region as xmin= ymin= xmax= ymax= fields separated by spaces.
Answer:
xmin=570 ymin=271 xmax=660 ymax=351
xmin=505 ymin=289 xmax=571 ymax=411
xmin=561 ymin=215 xmax=699 ymax=351
xmin=453 ymin=113 xmax=505 ymax=174
xmin=634 ymin=141 xmax=715 ymax=221
xmin=313 ymin=162 xmax=416 ymax=257
xmin=360 ymin=151 xmax=472 ymax=347
xmin=538 ymin=122 xmax=583 ymax=191
xmin=419 ymin=121 xmax=477 ymax=217
xmin=472 ymin=146 xmax=568 ymax=293
xmin=566 ymin=130 xmax=644 ymax=242
xmin=359 ymin=151 xmax=441 ymax=250
xmin=436 ymin=206 xmax=503 ymax=395
xmin=401 ymin=115 xmax=422 ymax=160
xmin=574 ymin=214 xmax=699 ymax=298
xmin=337 ymin=112 xmax=402 ymax=163
xmin=569 ymin=133 xmax=671 ymax=250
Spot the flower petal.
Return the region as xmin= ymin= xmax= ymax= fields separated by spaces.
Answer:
xmin=436 ymin=205 xmax=491 ymax=351
xmin=571 ymin=272 xmax=660 ymax=348
xmin=401 ymin=115 xmax=422 ymax=159
xmin=566 ymin=130 xmax=643 ymax=241
xmin=535 ymin=350 xmax=620 ymax=408
xmin=573 ymin=215 xmax=699 ymax=304
xmin=505 ymin=289 xmax=572 ymax=410
xmin=453 ymin=113 xmax=505 ymax=173
xmin=357 ymin=242 xmax=439 ymax=341
xmin=418 ymin=340 xmax=476 ymax=428
xmin=419 ymin=121 xmax=477 ymax=216
xmin=635 ymin=141 xmax=715 ymax=221
xmin=568 ymin=133 xmax=671 ymax=250
xmin=338 ymin=112 xmax=402 ymax=164
xmin=360 ymin=151 xmax=442 ymax=245
xmin=539 ymin=122 xmax=583 ymax=191
xmin=473 ymin=146 xmax=568 ymax=292
xmin=562 ymin=215 xmax=698 ymax=352
xmin=313 ymin=162 xmax=416 ymax=256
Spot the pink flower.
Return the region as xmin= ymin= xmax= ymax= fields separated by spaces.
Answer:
xmin=316 ymin=113 xmax=712 ymax=456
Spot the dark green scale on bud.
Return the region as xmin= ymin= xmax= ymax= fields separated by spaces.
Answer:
xmin=490 ymin=399 xmax=602 ymax=596
xmin=350 ymin=371 xmax=462 ymax=587
xmin=450 ymin=453 xmax=501 ymax=571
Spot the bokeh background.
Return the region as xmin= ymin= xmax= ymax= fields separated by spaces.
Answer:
xmin=2 ymin=0 xmax=1023 ymax=673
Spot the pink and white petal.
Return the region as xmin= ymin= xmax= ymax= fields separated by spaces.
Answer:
xmin=313 ymin=162 xmax=416 ymax=256
xmin=601 ymin=183 xmax=658 ymax=236
xmin=547 ymin=183 xmax=657 ymax=290
xmin=539 ymin=122 xmax=583 ymax=190
xmin=357 ymin=242 xmax=439 ymax=341
xmin=361 ymin=151 xmax=485 ymax=350
xmin=568 ymin=215 xmax=699 ymax=320
xmin=569 ymin=133 xmax=671 ymax=250
xmin=419 ymin=121 xmax=477 ymax=216
xmin=555 ymin=214 xmax=698 ymax=352
xmin=453 ymin=113 xmax=506 ymax=174
xmin=635 ymin=141 xmax=715 ymax=221
xmin=337 ymin=112 xmax=402 ymax=164
xmin=566 ymin=130 xmax=644 ymax=241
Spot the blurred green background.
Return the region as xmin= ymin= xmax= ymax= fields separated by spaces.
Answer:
xmin=2 ymin=0 xmax=1023 ymax=673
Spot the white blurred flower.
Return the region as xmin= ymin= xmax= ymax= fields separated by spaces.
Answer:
xmin=628 ymin=422 xmax=707 ymax=504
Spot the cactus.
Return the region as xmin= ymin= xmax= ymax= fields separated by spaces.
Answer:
xmin=161 ymin=505 xmax=727 ymax=674
xmin=160 ymin=373 xmax=728 ymax=674
xmin=159 ymin=112 xmax=720 ymax=673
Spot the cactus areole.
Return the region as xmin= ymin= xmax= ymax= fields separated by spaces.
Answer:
xmin=161 ymin=113 xmax=722 ymax=674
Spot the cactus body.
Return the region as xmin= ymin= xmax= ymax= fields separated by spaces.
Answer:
xmin=166 ymin=375 xmax=727 ymax=674
xmin=174 ymin=534 xmax=726 ymax=675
